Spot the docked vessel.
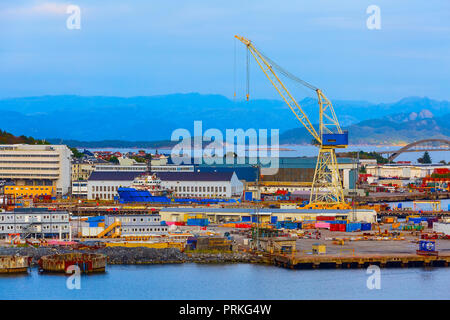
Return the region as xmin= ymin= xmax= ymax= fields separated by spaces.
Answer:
xmin=130 ymin=173 xmax=168 ymax=196
xmin=38 ymin=253 xmax=106 ymax=273
xmin=0 ymin=255 xmax=31 ymax=273
xmin=117 ymin=187 xmax=238 ymax=204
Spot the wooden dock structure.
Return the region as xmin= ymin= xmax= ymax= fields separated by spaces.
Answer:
xmin=271 ymin=253 xmax=450 ymax=269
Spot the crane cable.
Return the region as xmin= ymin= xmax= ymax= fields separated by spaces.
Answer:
xmin=256 ymin=47 xmax=318 ymax=92
xmin=233 ymin=38 xmax=237 ymax=101
xmin=246 ymin=47 xmax=250 ymax=101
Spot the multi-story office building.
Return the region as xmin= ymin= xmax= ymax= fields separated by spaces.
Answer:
xmin=0 ymin=208 xmax=70 ymax=239
xmin=72 ymin=180 xmax=88 ymax=198
xmin=71 ymin=157 xmax=110 ymax=181
xmin=0 ymin=144 xmax=72 ymax=196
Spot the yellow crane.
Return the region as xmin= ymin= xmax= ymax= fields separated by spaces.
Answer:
xmin=235 ymin=35 xmax=350 ymax=209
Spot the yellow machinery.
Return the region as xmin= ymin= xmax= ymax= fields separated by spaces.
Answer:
xmin=234 ymin=35 xmax=349 ymax=209
xmin=97 ymin=221 xmax=121 ymax=238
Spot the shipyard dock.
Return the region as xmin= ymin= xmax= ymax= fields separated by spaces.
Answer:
xmin=272 ymin=253 xmax=450 ymax=269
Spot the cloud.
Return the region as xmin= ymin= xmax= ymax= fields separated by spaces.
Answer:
xmin=1 ymin=1 xmax=69 ymax=17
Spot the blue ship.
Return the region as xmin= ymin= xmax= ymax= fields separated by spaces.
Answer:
xmin=117 ymin=187 xmax=238 ymax=204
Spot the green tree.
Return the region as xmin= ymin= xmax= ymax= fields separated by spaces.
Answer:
xmin=70 ymin=147 xmax=84 ymax=158
xmin=418 ymin=151 xmax=432 ymax=164
xmin=439 ymin=160 xmax=447 ymax=165
xmin=109 ymin=156 xmax=119 ymax=164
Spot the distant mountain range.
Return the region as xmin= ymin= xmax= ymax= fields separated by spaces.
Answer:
xmin=280 ymin=110 xmax=450 ymax=145
xmin=0 ymin=94 xmax=448 ymax=146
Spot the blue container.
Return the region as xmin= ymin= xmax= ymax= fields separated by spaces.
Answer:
xmin=419 ymin=240 xmax=435 ymax=252
xmin=270 ymin=216 xmax=278 ymax=224
xmin=346 ymin=223 xmax=362 ymax=232
xmin=242 ymin=216 xmax=251 ymax=222
xmin=187 ymin=237 xmax=197 ymax=244
xmin=88 ymin=216 xmax=105 ymax=222
xmin=409 ymin=218 xmax=422 ymax=224
xmin=244 ymin=191 xmax=253 ymax=201
xmin=281 ymin=221 xmax=301 ymax=230
xmin=88 ymin=221 xmax=99 ymax=228
xmin=251 ymin=215 xmax=259 ymax=223
xmin=397 ymin=203 xmax=402 ymax=209
xmin=276 ymin=221 xmax=285 ymax=229
xmin=361 ymin=223 xmax=371 ymax=231
xmin=187 ymin=218 xmax=209 ymax=226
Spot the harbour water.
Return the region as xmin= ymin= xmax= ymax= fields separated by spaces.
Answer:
xmin=1 ymin=264 xmax=449 ymax=300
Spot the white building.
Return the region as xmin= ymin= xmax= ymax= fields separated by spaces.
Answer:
xmin=72 ymin=180 xmax=88 ymax=198
xmin=158 ymin=172 xmax=244 ymax=198
xmin=87 ymin=171 xmax=143 ymax=200
xmin=151 ymin=165 xmax=194 ymax=172
xmin=365 ymin=164 xmax=450 ymax=179
xmin=0 ymin=144 xmax=72 ymax=196
xmin=94 ymin=164 xmax=147 ymax=172
xmin=0 ymin=208 xmax=70 ymax=239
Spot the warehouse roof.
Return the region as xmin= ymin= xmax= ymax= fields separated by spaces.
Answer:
xmin=88 ymin=171 xmax=143 ymax=181
xmin=196 ymin=166 xmax=258 ymax=182
xmin=156 ymin=172 xmax=234 ymax=182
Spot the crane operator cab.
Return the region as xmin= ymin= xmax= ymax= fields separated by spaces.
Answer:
xmin=322 ymin=131 xmax=348 ymax=148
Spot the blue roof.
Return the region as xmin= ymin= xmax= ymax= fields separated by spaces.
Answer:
xmin=196 ymin=166 xmax=258 ymax=182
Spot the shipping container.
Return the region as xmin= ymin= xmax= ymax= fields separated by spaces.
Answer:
xmin=315 ymin=222 xmax=330 ymax=229
xmin=81 ymin=227 xmax=103 ymax=237
xmin=346 ymin=223 xmax=361 ymax=232
xmin=361 ymin=223 xmax=371 ymax=231
xmin=186 ymin=218 xmax=209 ymax=227
xmin=317 ymin=216 xmax=335 ymax=221
xmin=419 ymin=240 xmax=436 ymax=252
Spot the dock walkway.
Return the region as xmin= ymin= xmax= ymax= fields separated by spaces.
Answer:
xmin=272 ymin=253 xmax=450 ymax=269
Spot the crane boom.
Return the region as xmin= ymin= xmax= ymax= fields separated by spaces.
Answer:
xmin=235 ymin=35 xmax=349 ymax=208
xmin=235 ymin=35 xmax=321 ymax=144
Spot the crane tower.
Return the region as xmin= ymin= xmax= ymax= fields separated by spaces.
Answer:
xmin=235 ymin=35 xmax=349 ymax=209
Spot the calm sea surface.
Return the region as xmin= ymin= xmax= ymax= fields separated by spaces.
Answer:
xmin=1 ymin=264 xmax=449 ymax=300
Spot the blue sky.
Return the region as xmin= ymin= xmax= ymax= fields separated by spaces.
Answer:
xmin=0 ymin=0 xmax=449 ymax=102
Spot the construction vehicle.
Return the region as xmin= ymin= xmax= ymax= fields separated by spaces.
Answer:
xmin=235 ymin=35 xmax=349 ymax=209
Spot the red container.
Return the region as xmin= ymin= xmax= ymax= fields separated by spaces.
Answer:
xmin=338 ymin=224 xmax=346 ymax=232
xmin=330 ymin=224 xmax=339 ymax=231
xmin=317 ymin=216 xmax=334 ymax=221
